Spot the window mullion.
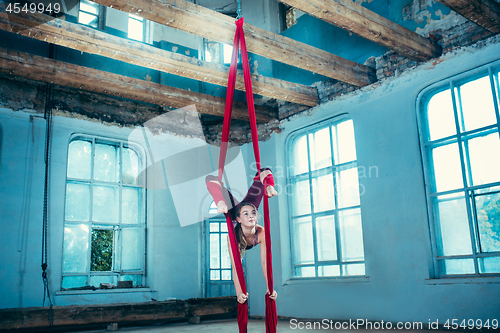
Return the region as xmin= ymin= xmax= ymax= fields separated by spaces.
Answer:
xmin=451 ymin=82 xmax=480 ymax=275
xmin=332 ymin=123 xmax=344 ymax=276
xmin=489 ymin=68 xmax=500 ymax=141
xmin=305 ymin=132 xmax=319 ymax=276
xmin=87 ymin=138 xmax=95 ymax=285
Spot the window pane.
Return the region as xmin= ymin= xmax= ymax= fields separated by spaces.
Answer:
xmin=122 ymin=148 xmax=140 ymax=185
xmin=309 ymin=128 xmax=331 ymax=171
xmin=458 ymin=76 xmax=497 ymax=132
xmin=91 ymin=228 xmax=114 ymax=272
xmin=223 ymin=44 xmax=233 ymax=64
xmin=294 ymin=266 xmax=315 ymax=277
xmin=466 ymin=133 xmax=500 ymax=186
xmin=65 ymin=182 xmax=90 ymax=221
xmin=210 ymin=222 xmax=219 ymax=232
xmin=122 ymin=187 xmax=141 ymax=224
xmin=221 ymin=223 xmax=228 ymax=232
xmin=221 ymin=270 xmax=232 ymax=280
xmin=210 ymin=270 xmax=220 ymax=280
xmin=93 ymin=185 xmax=118 ymax=223
xmin=478 ymin=257 xmax=500 ymax=274
xmin=334 ymin=120 xmax=356 ymax=164
xmin=80 ymin=0 xmax=99 ymax=15
xmin=431 ymin=143 xmax=463 ymax=192
xmin=62 ymin=276 xmax=87 ymax=289
xmin=67 ymin=140 xmax=91 ymax=179
xmin=120 ymin=274 xmax=142 ymax=286
xmin=312 ymin=173 xmax=335 ymax=212
xmin=475 ymin=191 xmax=500 ymax=253
xmin=94 ymin=143 xmax=119 ymax=182
xmin=318 ymin=265 xmax=340 ymax=277
xmin=290 ymin=135 xmax=308 ymax=176
xmin=121 ymin=227 xmax=142 ymax=270
xmin=433 ymin=194 xmax=472 ymax=256
xmin=315 ymin=215 xmax=337 ymax=261
xmin=210 ymin=234 xmax=220 ymax=269
xmin=221 ymin=236 xmax=231 ymax=269
xmin=427 ymin=89 xmax=456 ymax=141
xmin=290 ymin=178 xmax=311 ymax=216
xmin=78 ymin=12 xmax=98 ymax=28
xmin=90 ymin=275 xmax=116 ymax=288
xmin=342 ymin=263 xmax=365 ymax=276
xmin=128 ymin=16 xmax=144 ymax=42
xmin=62 ymin=224 xmax=89 ymax=273
xmin=438 ymin=258 xmax=475 ymax=275
xmin=336 ymin=167 xmax=360 ymax=208
xmin=293 ymin=217 xmax=314 ymax=265
xmin=209 ymin=202 xmax=218 ymax=214
xmin=339 ymin=208 xmax=364 ymax=261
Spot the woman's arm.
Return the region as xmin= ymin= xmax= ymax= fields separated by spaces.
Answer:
xmin=258 ymin=227 xmax=277 ymax=300
xmin=228 ymin=235 xmax=248 ymax=304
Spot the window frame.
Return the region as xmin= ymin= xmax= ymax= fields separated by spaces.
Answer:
xmin=417 ymin=60 xmax=500 ymax=279
xmin=285 ymin=114 xmax=366 ymax=279
xmin=78 ymin=0 xmax=105 ymax=30
xmin=61 ymin=134 xmax=147 ymax=290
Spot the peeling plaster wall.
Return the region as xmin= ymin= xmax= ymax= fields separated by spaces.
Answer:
xmin=244 ymin=34 xmax=500 ymax=324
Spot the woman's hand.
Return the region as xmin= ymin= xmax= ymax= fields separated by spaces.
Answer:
xmin=237 ymin=292 xmax=249 ymax=304
xmin=217 ymin=200 xmax=228 ymax=214
xmin=267 ymin=290 xmax=277 ymax=300
xmin=266 ymin=185 xmax=278 ymax=198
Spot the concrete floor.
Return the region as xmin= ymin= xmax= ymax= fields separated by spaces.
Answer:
xmin=73 ymin=319 xmax=452 ymax=333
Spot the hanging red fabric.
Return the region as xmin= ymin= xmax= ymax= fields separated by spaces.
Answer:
xmin=218 ymin=17 xmax=277 ymax=333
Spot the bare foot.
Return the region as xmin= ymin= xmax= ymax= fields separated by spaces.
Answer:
xmin=266 ymin=185 xmax=278 ymax=198
xmin=217 ymin=201 xmax=228 ymax=214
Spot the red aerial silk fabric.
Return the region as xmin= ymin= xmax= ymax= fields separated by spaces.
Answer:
xmin=218 ymin=17 xmax=277 ymax=333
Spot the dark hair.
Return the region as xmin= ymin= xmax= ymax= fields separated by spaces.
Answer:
xmin=234 ymin=202 xmax=257 ymax=256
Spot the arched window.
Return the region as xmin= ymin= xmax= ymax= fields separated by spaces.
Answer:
xmin=286 ymin=116 xmax=365 ymax=278
xmin=418 ymin=65 xmax=500 ymax=277
xmin=62 ymin=135 xmax=146 ymax=289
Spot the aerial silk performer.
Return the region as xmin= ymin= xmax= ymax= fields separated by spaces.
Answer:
xmin=205 ymin=16 xmax=278 ymax=333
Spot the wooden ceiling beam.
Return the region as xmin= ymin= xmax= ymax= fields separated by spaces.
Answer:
xmin=277 ymin=0 xmax=441 ymax=62
xmin=0 ymin=11 xmax=318 ymax=107
xmin=0 ymin=47 xmax=277 ymax=122
xmin=438 ymin=0 xmax=500 ymax=34
xmin=90 ymin=0 xmax=376 ymax=86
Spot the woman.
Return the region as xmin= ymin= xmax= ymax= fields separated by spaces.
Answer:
xmin=205 ymin=169 xmax=278 ymax=304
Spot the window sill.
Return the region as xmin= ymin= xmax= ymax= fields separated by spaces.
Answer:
xmin=425 ymin=276 xmax=500 ymax=285
xmin=55 ymin=288 xmax=154 ymax=296
xmin=284 ymin=276 xmax=370 ymax=286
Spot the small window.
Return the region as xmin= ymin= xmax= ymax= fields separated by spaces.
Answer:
xmin=208 ymin=214 xmax=232 ymax=281
xmin=286 ymin=117 xmax=365 ymax=278
xmin=78 ymin=0 xmax=104 ymax=29
xmin=419 ymin=67 xmax=500 ymax=277
xmin=204 ymin=40 xmax=234 ymax=64
xmin=61 ymin=136 xmax=146 ymax=289
xmin=128 ymin=13 xmax=145 ymax=42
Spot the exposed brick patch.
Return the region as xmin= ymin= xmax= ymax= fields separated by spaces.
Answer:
xmin=203 ymin=119 xmax=281 ymax=145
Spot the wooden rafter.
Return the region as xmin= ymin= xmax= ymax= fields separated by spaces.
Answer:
xmin=0 ymin=47 xmax=277 ymax=122
xmin=0 ymin=11 xmax=318 ymax=107
xmin=277 ymin=0 xmax=441 ymax=62
xmin=90 ymin=0 xmax=376 ymax=86
xmin=438 ymin=0 xmax=500 ymax=34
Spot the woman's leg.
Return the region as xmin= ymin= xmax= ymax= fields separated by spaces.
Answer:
xmin=240 ymin=168 xmax=274 ymax=209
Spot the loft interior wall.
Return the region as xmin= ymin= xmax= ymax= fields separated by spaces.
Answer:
xmin=245 ymin=34 xmax=500 ymax=323
xmin=0 ymin=109 xmax=213 ymax=308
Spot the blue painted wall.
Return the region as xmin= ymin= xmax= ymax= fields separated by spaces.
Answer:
xmin=244 ymin=35 xmax=500 ymax=324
